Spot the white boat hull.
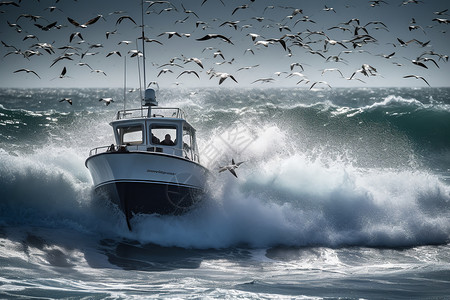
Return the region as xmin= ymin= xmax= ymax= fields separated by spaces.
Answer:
xmin=85 ymin=152 xmax=208 ymax=222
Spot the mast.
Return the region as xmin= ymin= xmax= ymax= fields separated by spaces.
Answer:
xmin=140 ymin=0 xmax=157 ymax=116
xmin=123 ymin=55 xmax=126 ymax=111
xmin=141 ymin=0 xmax=147 ymax=89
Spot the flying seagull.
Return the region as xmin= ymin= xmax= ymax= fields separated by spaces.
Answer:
xmin=116 ymin=15 xmax=136 ymax=26
xmin=196 ymin=34 xmax=234 ymax=45
xmin=59 ymin=98 xmax=73 ymax=105
xmin=177 ymin=70 xmax=200 ymax=79
xmin=214 ymin=72 xmax=238 ymax=85
xmin=14 ymin=68 xmax=41 ymax=78
xmin=219 ymin=158 xmax=245 ymax=178
xmin=403 ymin=75 xmax=430 ymax=86
xmin=67 ymin=15 xmax=103 ymax=28
xmin=99 ymin=97 xmax=114 ymax=105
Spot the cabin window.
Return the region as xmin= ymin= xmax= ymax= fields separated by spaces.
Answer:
xmin=150 ymin=124 xmax=178 ymax=146
xmin=183 ymin=125 xmax=196 ymax=160
xmin=118 ymin=125 xmax=143 ymax=145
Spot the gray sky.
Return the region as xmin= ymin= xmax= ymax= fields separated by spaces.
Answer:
xmin=0 ymin=0 xmax=449 ymax=88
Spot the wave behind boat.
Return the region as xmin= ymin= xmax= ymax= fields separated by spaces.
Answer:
xmin=0 ymin=87 xmax=449 ymax=249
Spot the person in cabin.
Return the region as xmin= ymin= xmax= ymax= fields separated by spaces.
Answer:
xmin=151 ymin=133 xmax=160 ymax=144
xmin=160 ymin=134 xmax=175 ymax=146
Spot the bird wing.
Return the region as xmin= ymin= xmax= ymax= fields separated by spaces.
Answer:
xmin=229 ymin=74 xmax=238 ymax=83
xmin=218 ymin=166 xmax=228 ymax=173
xmin=67 ymin=17 xmax=80 ymax=27
xmin=84 ymin=15 xmax=101 ymax=26
xmin=419 ymin=77 xmax=431 ymax=86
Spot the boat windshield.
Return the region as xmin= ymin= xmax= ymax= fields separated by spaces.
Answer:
xmin=150 ymin=124 xmax=178 ymax=146
xmin=118 ymin=124 xmax=144 ymax=145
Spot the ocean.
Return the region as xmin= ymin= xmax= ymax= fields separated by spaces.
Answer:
xmin=0 ymin=87 xmax=449 ymax=299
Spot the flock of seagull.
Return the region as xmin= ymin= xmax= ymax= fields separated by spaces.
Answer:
xmin=1 ymin=0 xmax=449 ymax=104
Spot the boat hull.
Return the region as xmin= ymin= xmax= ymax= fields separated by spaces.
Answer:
xmin=86 ymin=152 xmax=208 ymax=222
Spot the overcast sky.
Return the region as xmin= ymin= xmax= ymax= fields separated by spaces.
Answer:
xmin=0 ymin=0 xmax=449 ymax=89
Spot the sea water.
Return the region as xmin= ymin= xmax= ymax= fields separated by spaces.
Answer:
xmin=1 ymin=87 xmax=449 ymax=299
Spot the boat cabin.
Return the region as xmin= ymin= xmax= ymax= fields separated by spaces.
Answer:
xmin=88 ymin=89 xmax=200 ymax=163
xmin=110 ymin=112 xmax=200 ymax=163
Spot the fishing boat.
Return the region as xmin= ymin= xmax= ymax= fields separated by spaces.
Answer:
xmin=85 ymin=89 xmax=209 ymax=229
xmin=84 ymin=0 xmax=209 ymax=230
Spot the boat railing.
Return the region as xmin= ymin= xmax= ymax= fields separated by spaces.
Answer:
xmin=116 ymin=107 xmax=186 ymax=120
xmin=88 ymin=144 xmax=199 ymax=163
xmin=89 ymin=145 xmax=108 ymax=156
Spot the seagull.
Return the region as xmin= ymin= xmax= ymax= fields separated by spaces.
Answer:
xmin=350 ymin=64 xmax=378 ymax=79
xmin=201 ymin=0 xmax=225 ymax=6
xmin=232 ymin=4 xmax=248 ymax=15
xmin=141 ymin=37 xmax=163 ymax=45
xmin=157 ymin=69 xmax=173 ymax=77
xmin=89 ymin=43 xmax=103 ymax=49
xmin=183 ymin=57 xmax=204 ymax=69
xmin=105 ymin=29 xmax=117 ymax=39
xmin=91 ymin=69 xmax=107 ymax=76
xmin=377 ymin=52 xmax=395 ymax=59
xmin=128 ymin=49 xmax=143 ymax=57
xmin=419 ymin=57 xmax=440 ymax=68
xmin=59 ymin=66 xmax=68 ymax=78
xmin=177 ymin=70 xmax=200 ymax=79
xmin=50 ymin=54 xmax=73 ymax=67
xmin=237 ymin=65 xmax=259 ymax=71
xmin=290 ymin=62 xmax=305 ymax=71
xmin=433 ymin=17 xmax=450 ymax=23
xmin=45 ymin=6 xmax=63 ymax=13
xmin=219 ymin=20 xmax=240 ymax=30
xmin=433 ymin=9 xmax=448 ymax=16
xmin=324 ymin=39 xmax=347 ymax=50
xmin=158 ymin=31 xmax=182 ymax=39
xmin=310 ymin=81 xmax=332 ymax=89
xmin=31 ymin=42 xmax=55 ymax=54
xmin=251 ymin=78 xmax=275 ymax=84
xmin=23 ymin=35 xmax=39 ymax=41
xmin=323 ymin=5 xmax=336 ymax=13
xmin=59 ymin=98 xmax=72 ymax=105
xmin=34 ymin=21 xmax=57 ymax=31
xmin=321 ymin=68 xmax=344 ymax=77
xmin=99 ymin=97 xmax=114 ymax=105
xmin=106 ymin=51 xmax=121 ymax=57
xmin=14 ymin=68 xmax=41 ymax=79
xmin=244 ymin=48 xmax=255 ymax=55
xmin=77 ymin=62 xmax=93 ymax=70
xmin=247 ymin=33 xmax=262 ymax=41
xmin=67 ymin=15 xmax=103 ymax=28
xmin=181 ymin=3 xmax=199 ymax=18
xmin=214 ymin=72 xmax=238 ymax=85
xmin=0 ymin=1 xmax=20 ymax=7
xmin=219 ymin=159 xmax=245 ymax=178
xmin=286 ymin=72 xmax=307 ymax=79
xmin=213 ymin=51 xmax=225 ymax=59
xmin=116 ymin=15 xmax=136 ymax=26
xmin=147 ymin=81 xmax=160 ymax=89
xmin=69 ymin=31 xmax=83 ymax=43
xmin=196 ymin=34 xmax=234 ymax=44
xmin=403 ymin=75 xmax=430 ymax=86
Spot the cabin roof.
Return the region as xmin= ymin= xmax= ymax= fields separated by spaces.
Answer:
xmin=110 ymin=107 xmax=195 ymax=131
xmin=115 ymin=107 xmax=186 ymax=120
